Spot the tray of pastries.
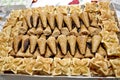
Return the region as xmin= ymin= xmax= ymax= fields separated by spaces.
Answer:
xmin=0 ymin=1 xmax=120 ymax=78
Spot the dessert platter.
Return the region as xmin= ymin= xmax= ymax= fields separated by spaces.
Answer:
xmin=0 ymin=1 xmax=120 ymax=79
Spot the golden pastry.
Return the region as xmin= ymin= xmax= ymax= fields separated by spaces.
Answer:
xmin=84 ymin=2 xmax=97 ymax=12
xmin=35 ymin=18 xmax=43 ymax=35
xmin=102 ymin=20 xmax=119 ymax=32
xmin=79 ymin=24 xmax=89 ymax=35
xmin=25 ymin=59 xmax=36 ymax=75
xmin=47 ymin=36 xmax=56 ymax=55
xmin=11 ymin=58 xmax=23 ymax=74
xmin=25 ymin=10 xmax=32 ymax=28
xmin=21 ymin=35 xmax=30 ymax=52
xmin=88 ymin=26 xmax=101 ymax=36
xmin=55 ymin=6 xmax=68 ymax=15
xmin=79 ymin=12 xmax=89 ymax=27
xmin=37 ymin=35 xmax=46 ymax=55
xmin=69 ymin=5 xmax=81 ymax=14
xmin=92 ymin=35 xmax=102 ymax=53
xmin=77 ymin=35 xmax=88 ymax=54
xmin=63 ymin=15 xmax=72 ymax=31
xmin=13 ymin=35 xmax=22 ymax=53
xmin=98 ymin=2 xmax=110 ymax=10
xmin=69 ymin=27 xmax=79 ymax=36
xmin=35 ymin=26 xmax=43 ymax=35
xmin=57 ymin=35 xmax=67 ymax=55
xmin=55 ymin=13 xmax=63 ymax=29
xmin=17 ymin=58 xmax=30 ymax=74
xmin=61 ymin=27 xmax=69 ymax=35
xmin=71 ymin=12 xmax=80 ymax=28
xmin=32 ymin=13 xmax=39 ymax=28
xmin=43 ymin=26 xmax=52 ymax=36
xmin=110 ymin=59 xmax=120 ymax=77
xmin=19 ymin=18 xmax=28 ymax=34
xmin=52 ymin=27 xmax=60 ymax=37
xmin=67 ymin=35 xmax=76 ymax=56
xmin=88 ymin=12 xmax=98 ymax=27
xmin=39 ymin=10 xmax=48 ymax=28
xmin=47 ymin=13 xmax=55 ymax=30
xmin=27 ymin=28 xmax=36 ymax=35
xmin=30 ymin=35 xmax=38 ymax=54
xmin=44 ymin=5 xmax=55 ymax=13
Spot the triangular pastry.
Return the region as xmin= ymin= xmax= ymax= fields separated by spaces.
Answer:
xmin=27 ymin=28 xmax=36 ymax=35
xmin=37 ymin=35 xmax=46 ymax=55
xmin=69 ymin=27 xmax=79 ymax=36
xmin=79 ymin=12 xmax=89 ymax=27
xmin=52 ymin=27 xmax=60 ymax=38
xmin=47 ymin=36 xmax=56 ymax=55
xmin=19 ymin=18 xmax=28 ymax=34
xmin=79 ymin=24 xmax=89 ymax=35
xmin=63 ymin=15 xmax=72 ymax=31
xmin=88 ymin=13 xmax=98 ymax=27
xmin=71 ymin=12 xmax=80 ymax=28
xmin=35 ymin=26 xmax=43 ymax=35
xmin=47 ymin=13 xmax=55 ymax=30
xmin=32 ymin=13 xmax=39 ymax=28
xmin=57 ymin=35 xmax=67 ymax=55
xmin=39 ymin=10 xmax=47 ymax=28
xmin=14 ymin=35 xmax=22 ymax=53
xmin=25 ymin=10 xmax=32 ymax=28
xmin=35 ymin=18 xmax=43 ymax=35
xmin=67 ymin=35 xmax=76 ymax=56
xmin=30 ymin=35 xmax=38 ymax=54
xmin=77 ymin=35 xmax=88 ymax=54
xmin=21 ymin=35 xmax=30 ymax=52
xmin=55 ymin=13 xmax=63 ymax=29
xmin=88 ymin=26 xmax=101 ymax=36
xmin=61 ymin=27 xmax=69 ymax=35
xmin=92 ymin=35 xmax=102 ymax=53
xmin=43 ymin=26 xmax=52 ymax=36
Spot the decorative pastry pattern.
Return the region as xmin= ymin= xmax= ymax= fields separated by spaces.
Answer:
xmin=0 ymin=1 xmax=120 ymax=77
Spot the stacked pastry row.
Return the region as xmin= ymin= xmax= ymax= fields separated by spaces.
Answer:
xmin=13 ymin=7 xmax=90 ymax=37
xmin=11 ymin=32 xmax=107 ymax=58
xmin=0 ymin=54 xmax=118 ymax=77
